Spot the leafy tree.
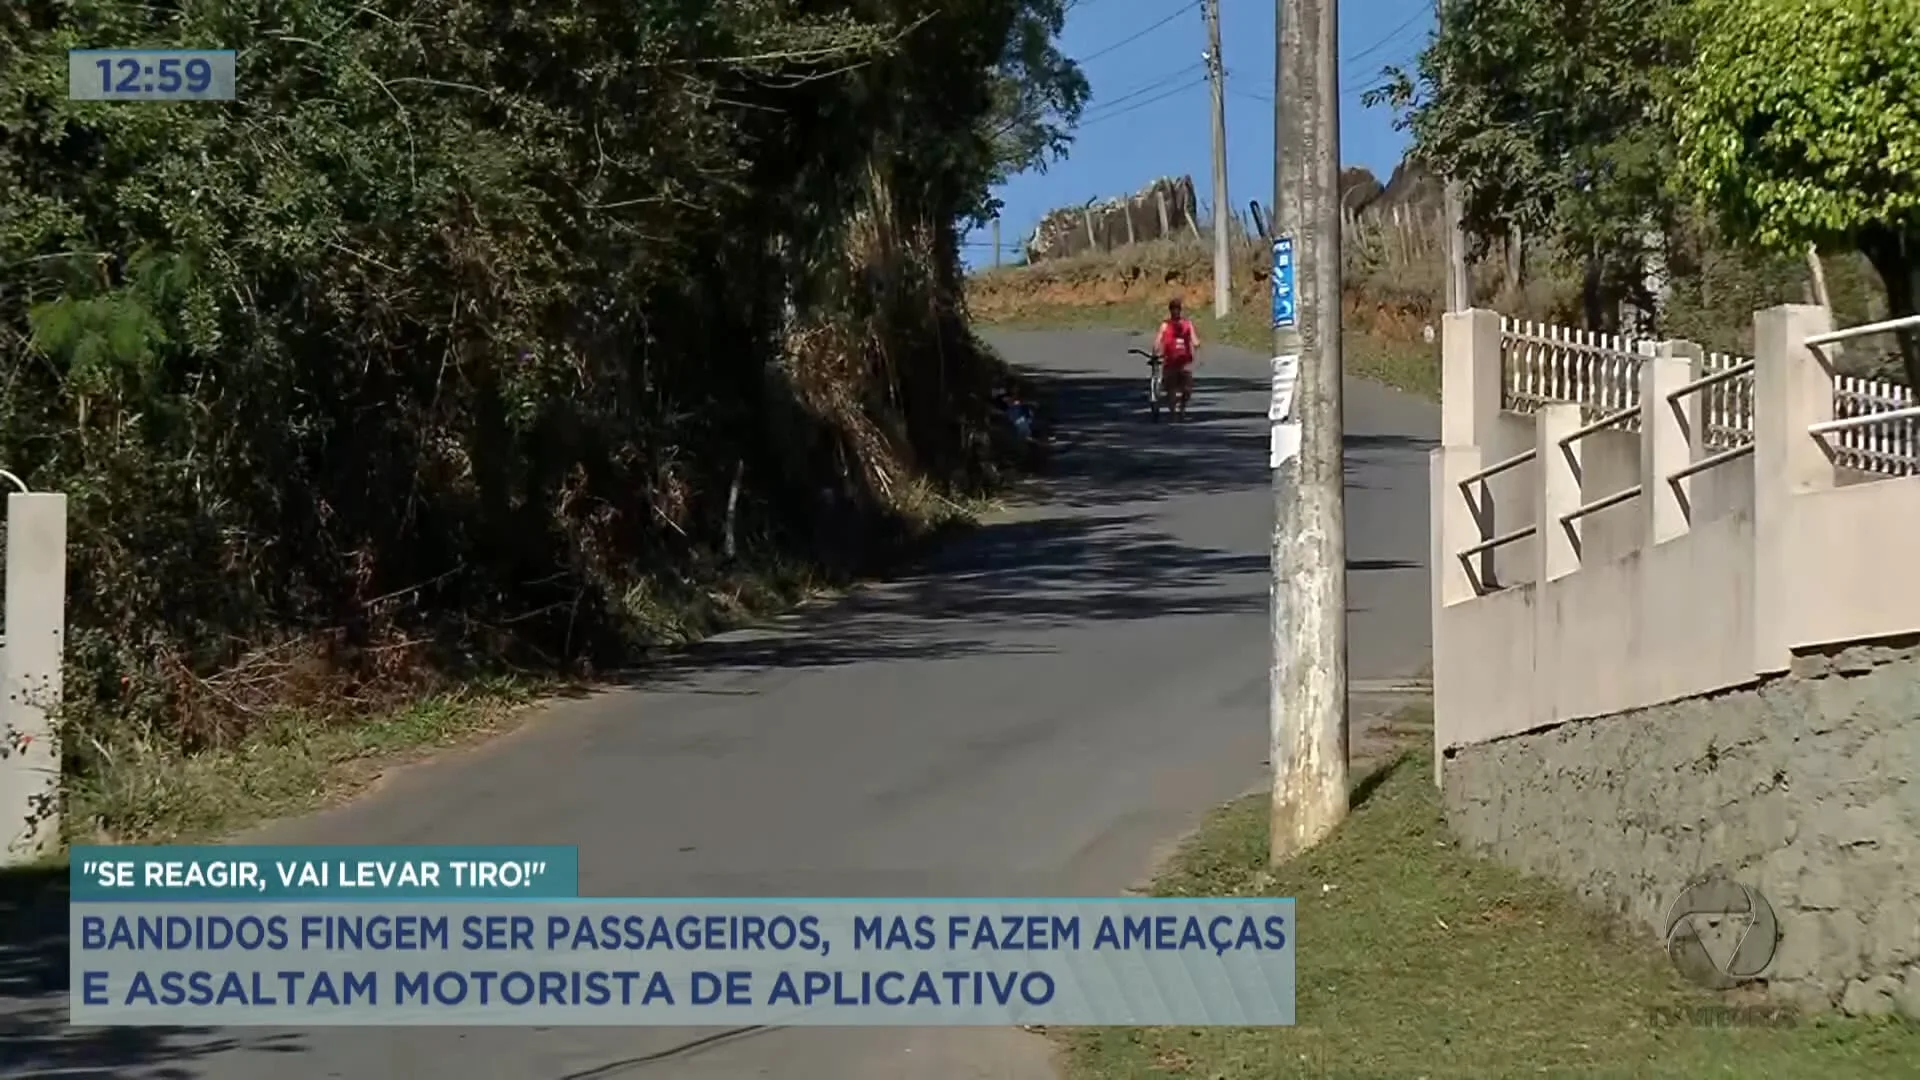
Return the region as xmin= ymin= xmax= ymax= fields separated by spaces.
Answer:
xmin=1667 ymin=0 xmax=1920 ymax=384
xmin=980 ymin=6 xmax=1090 ymax=209
xmin=1368 ymin=0 xmax=1689 ymax=330
xmin=0 ymin=0 xmax=1086 ymax=803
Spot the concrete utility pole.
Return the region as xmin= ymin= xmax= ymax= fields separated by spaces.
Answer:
xmin=1204 ymin=0 xmax=1232 ymax=318
xmin=1268 ymin=0 xmax=1347 ymax=864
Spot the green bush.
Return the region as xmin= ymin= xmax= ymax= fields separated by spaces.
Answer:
xmin=0 ymin=0 xmax=1078 ymax=830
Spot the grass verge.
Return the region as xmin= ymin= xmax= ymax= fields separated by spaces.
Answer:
xmin=64 ymin=675 xmax=555 ymax=845
xmin=976 ymin=298 xmax=1439 ymax=401
xmin=1059 ymin=709 xmax=1920 ymax=1080
xmin=60 ymin=515 xmax=1001 ymax=846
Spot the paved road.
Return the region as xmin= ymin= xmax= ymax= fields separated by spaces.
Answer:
xmin=7 ymin=328 xmax=1436 ymax=1079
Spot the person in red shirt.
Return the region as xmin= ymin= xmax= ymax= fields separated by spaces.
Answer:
xmin=1155 ymin=297 xmax=1200 ymax=419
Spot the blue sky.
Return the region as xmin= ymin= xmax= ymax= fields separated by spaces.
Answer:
xmin=963 ymin=0 xmax=1435 ymax=265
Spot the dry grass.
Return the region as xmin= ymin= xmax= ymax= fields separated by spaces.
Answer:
xmin=967 ymin=234 xmax=1450 ymax=401
xmin=985 ymin=297 xmax=1441 ymax=401
xmin=968 ymin=223 xmax=1906 ymax=382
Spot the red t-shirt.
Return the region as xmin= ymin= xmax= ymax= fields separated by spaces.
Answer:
xmin=1157 ymin=318 xmax=1198 ymax=366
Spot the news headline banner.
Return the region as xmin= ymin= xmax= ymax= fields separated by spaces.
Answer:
xmin=70 ymin=845 xmax=579 ymax=901
xmin=70 ymin=899 xmax=1296 ymax=1026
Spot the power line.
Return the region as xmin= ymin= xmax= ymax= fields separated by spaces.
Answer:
xmin=1077 ymin=75 xmax=1210 ymax=128
xmin=1082 ymin=64 xmax=1205 ymax=117
xmin=1338 ymin=1 xmax=1436 ymax=96
xmin=1345 ymin=1 xmax=1436 ymax=69
xmin=1236 ymin=76 xmax=1398 ymax=103
xmin=1341 ymin=41 xmax=1422 ymax=96
xmin=986 ymin=6 xmax=1200 ymax=142
xmin=1074 ymin=0 xmax=1202 ymax=65
xmin=1226 ymin=0 xmax=1435 ymax=103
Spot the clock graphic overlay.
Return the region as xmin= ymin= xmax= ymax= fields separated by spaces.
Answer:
xmin=69 ymin=49 xmax=236 ymax=102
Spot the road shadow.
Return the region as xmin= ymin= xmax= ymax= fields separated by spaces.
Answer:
xmin=1350 ymin=559 xmax=1419 ymax=572
xmin=623 ymin=511 xmax=1268 ymax=685
xmin=1037 ymin=371 xmax=1271 ymax=507
xmin=0 ymin=865 xmax=309 ymax=1078
xmin=607 ymin=363 xmax=1433 ymax=686
xmin=1033 ymin=371 xmax=1432 ymax=509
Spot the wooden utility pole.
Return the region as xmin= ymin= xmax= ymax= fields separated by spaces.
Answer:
xmin=1441 ymin=0 xmax=1469 ymax=310
xmin=1445 ymin=186 xmax=1468 ymax=309
xmin=992 ymin=216 xmax=1002 ymax=269
xmin=1805 ymin=245 xmax=1830 ymax=310
xmin=1204 ymin=0 xmax=1232 ymax=318
xmin=1268 ymin=0 xmax=1347 ymax=864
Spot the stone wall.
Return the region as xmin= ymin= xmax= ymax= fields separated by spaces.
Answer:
xmin=1442 ymin=638 xmax=1920 ymax=1018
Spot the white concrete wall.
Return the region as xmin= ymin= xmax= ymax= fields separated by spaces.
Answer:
xmin=1484 ymin=412 xmax=1537 ymax=588
xmin=1693 ymin=454 xmax=1754 ymax=526
xmin=1 ymin=492 xmax=67 ymax=862
xmin=1576 ymin=428 xmax=1641 ymax=565
xmin=1431 ymin=306 xmax=1920 ymax=758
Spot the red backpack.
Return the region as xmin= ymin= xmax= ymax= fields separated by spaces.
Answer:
xmin=1163 ymin=319 xmax=1195 ymax=362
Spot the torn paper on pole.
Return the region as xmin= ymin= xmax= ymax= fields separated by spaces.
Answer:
xmin=1270 ymin=353 xmax=1301 ymax=468
xmin=1270 ymin=422 xmax=1301 ymax=469
xmin=1268 ymin=353 xmax=1299 ymax=420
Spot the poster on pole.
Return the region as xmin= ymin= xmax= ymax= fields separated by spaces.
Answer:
xmin=1270 ymin=422 xmax=1301 ymax=469
xmin=1269 ymin=353 xmax=1299 ymax=421
xmin=1270 ymin=353 xmax=1301 ymax=468
xmin=1270 ymin=236 xmax=1296 ymax=329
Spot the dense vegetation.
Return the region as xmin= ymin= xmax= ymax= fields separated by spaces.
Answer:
xmin=1371 ymin=0 xmax=1919 ymax=375
xmin=0 ymin=0 xmax=1084 ymax=835
xmin=1670 ymin=0 xmax=1920 ymax=383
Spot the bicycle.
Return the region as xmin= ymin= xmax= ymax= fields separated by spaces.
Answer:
xmin=1128 ymin=347 xmax=1163 ymax=421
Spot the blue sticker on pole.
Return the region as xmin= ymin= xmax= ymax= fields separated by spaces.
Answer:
xmin=1271 ymin=236 xmax=1296 ymax=329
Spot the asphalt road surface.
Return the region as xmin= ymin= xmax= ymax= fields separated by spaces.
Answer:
xmin=8 ymin=327 xmax=1437 ymax=1080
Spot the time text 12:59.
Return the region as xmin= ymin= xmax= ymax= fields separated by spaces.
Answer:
xmin=69 ymin=50 xmax=235 ymax=102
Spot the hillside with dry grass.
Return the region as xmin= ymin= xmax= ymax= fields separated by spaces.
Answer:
xmin=969 ymin=158 xmax=1904 ymax=399
xmin=968 ymin=163 xmax=1469 ymax=401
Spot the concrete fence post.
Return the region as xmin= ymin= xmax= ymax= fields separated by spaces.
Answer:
xmin=1751 ymin=304 xmax=1834 ymax=675
xmin=1536 ymin=404 xmax=1583 ymax=582
xmin=1429 ymin=444 xmax=1484 ymax=789
xmin=2 ymin=491 xmax=67 ymax=863
xmin=1430 ymin=446 xmax=1485 ymax=608
xmin=1644 ymin=341 xmax=1701 ymax=545
xmin=1434 ymin=309 xmax=1508 ymax=783
xmin=1441 ymin=309 xmax=1505 ymax=448
xmin=1443 ymin=305 xmax=1505 ymax=588
xmin=1442 ymin=309 xmax=1506 ymax=584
